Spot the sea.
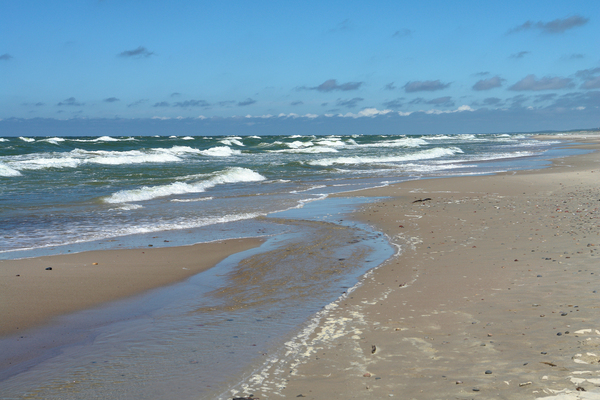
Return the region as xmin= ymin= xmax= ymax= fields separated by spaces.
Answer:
xmin=0 ymin=133 xmax=584 ymax=398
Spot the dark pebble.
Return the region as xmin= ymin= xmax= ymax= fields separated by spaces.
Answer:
xmin=537 ymin=274 xmax=542 ymax=277
xmin=45 ymin=267 xmax=52 ymax=271
xmin=473 ymin=388 xmax=480 ymax=392
xmin=485 ymin=370 xmax=492 ymax=374
xmin=557 ymin=332 xmax=562 ymax=336
xmin=541 ymin=352 xmax=547 ymax=355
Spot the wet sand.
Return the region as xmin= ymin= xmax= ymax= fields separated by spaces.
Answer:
xmin=232 ymin=134 xmax=600 ymax=399
xmin=0 ymin=238 xmax=263 ymax=337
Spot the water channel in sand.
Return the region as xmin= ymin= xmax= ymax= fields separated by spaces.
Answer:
xmin=0 ymin=197 xmax=395 ymax=399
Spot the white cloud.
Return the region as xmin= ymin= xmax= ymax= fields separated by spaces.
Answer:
xmin=341 ymin=108 xmax=394 ymax=118
xmin=424 ymin=105 xmax=475 ymax=115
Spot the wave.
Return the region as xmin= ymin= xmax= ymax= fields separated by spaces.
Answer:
xmin=308 ymin=147 xmax=463 ymax=166
xmin=11 ymin=157 xmax=82 ymax=170
xmin=5 ymin=146 xmax=209 ymax=172
xmin=19 ymin=137 xmax=35 ymax=142
xmin=200 ymin=146 xmax=241 ymax=157
xmin=171 ymin=196 xmax=214 ymax=202
xmin=0 ymin=163 xmax=22 ymax=177
xmin=355 ymin=137 xmax=427 ymax=148
xmin=104 ymin=167 xmax=266 ymax=203
xmin=41 ymin=137 xmax=66 ymax=145
xmin=269 ymin=146 xmax=339 ymax=154
xmin=70 ymin=136 xmax=136 ymax=143
xmin=219 ymin=138 xmax=245 ymax=147
xmin=0 ymin=138 xmax=9 ymax=142
xmin=1 ymin=212 xmax=264 ymax=255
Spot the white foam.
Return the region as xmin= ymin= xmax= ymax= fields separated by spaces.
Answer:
xmin=42 ymin=137 xmax=66 ymax=145
xmin=286 ymin=141 xmax=314 ymax=149
xmin=12 ymin=157 xmax=81 ymax=170
xmin=357 ymin=138 xmax=427 ymax=148
xmin=94 ymin=136 xmax=121 ymax=142
xmin=200 ymin=146 xmax=241 ymax=157
xmin=269 ymin=147 xmax=338 ymax=154
xmin=0 ymin=138 xmax=9 ymax=142
xmin=219 ymin=138 xmax=245 ymax=147
xmin=0 ymin=163 xmax=22 ymax=177
xmin=19 ymin=137 xmax=35 ymax=142
xmin=171 ymin=197 xmax=214 ymax=202
xmin=70 ymin=136 xmax=135 ymax=143
xmin=308 ymin=147 xmax=463 ymax=166
xmin=104 ymin=167 xmax=265 ymax=203
xmin=87 ymin=150 xmax=181 ymax=165
xmin=181 ymin=136 xmax=195 ymax=140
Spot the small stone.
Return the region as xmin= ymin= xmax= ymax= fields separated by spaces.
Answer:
xmin=92 ymin=262 xmax=98 ymax=265
xmin=519 ymin=381 xmax=532 ymax=387
xmin=45 ymin=267 xmax=52 ymax=270
xmin=363 ymin=373 xmax=371 ymax=377
xmin=473 ymin=388 xmax=480 ymax=392
xmin=456 ymin=381 xmax=463 ymax=384
xmin=537 ymin=274 xmax=542 ymax=277
xmin=557 ymin=332 xmax=562 ymax=336
xmin=541 ymin=352 xmax=547 ymax=355
xmin=485 ymin=370 xmax=492 ymax=374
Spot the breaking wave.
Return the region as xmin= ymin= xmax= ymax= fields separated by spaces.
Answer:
xmin=104 ymin=167 xmax=266 ymax=203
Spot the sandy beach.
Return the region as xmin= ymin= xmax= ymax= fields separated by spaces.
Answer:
xmin=229 ymin=135 xmax=600 ymax=399
xmin=2 ymin=134 xmax=600 ymax=399
xmin=0 ymin=238 xmax=263 ymax=337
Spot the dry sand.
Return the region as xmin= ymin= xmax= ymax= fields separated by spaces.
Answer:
xmin=232 ymin=135 xmax=600 ymax=400
xmin=0 ymin=238 xmax=263 ymax=337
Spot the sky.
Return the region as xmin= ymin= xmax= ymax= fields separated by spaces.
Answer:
xmin=1 ymin=0 xmax=599 ymax=136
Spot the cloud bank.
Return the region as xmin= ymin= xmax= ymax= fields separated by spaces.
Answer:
xmin=509 ymin=75 xmax=574 ymax=91
xmin=404 ymin=80 xmax=450 ymax=92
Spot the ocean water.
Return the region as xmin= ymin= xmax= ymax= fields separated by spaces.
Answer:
xmin=0 ymin=133 xmax=567 ymax=257
xmin=0 ymin=133 xmax=581 ymax=399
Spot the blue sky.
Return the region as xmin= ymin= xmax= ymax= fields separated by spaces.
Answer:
xmin=1 ymin=1 xmax=599 ymax=135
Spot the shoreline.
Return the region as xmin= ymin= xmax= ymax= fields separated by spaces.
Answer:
xmin=229 ymin=134 xmax=600 ymax=399
xmin=0 ymin=238 xmax=263 ymax=337
xmin=2 ymin=133 xmax=599 ymax=398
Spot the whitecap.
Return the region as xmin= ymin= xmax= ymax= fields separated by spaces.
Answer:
xmin=200 ymin=146 xmax=241 ymax=157
xmin=19 ymin=137 xmax=35 ymax=142
xmin=0 ymin=163 xmax=22 ymax=177
xmin=11 ymin=157 xmax=81 ymax=170
xmin=355 ymin=138 xmax=427 ymax=148
xmin=219 ymin=138 xmax=245 ymax=147
xmin=42 ymin=137 xmax=66 ymax=145
xmin=268 ymin=147 xmax=339 ymax=154
xmin=104 ymin=167 xmax=265 ymax=203
xmin=308 ymin=147 xmax=463 ymax=167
